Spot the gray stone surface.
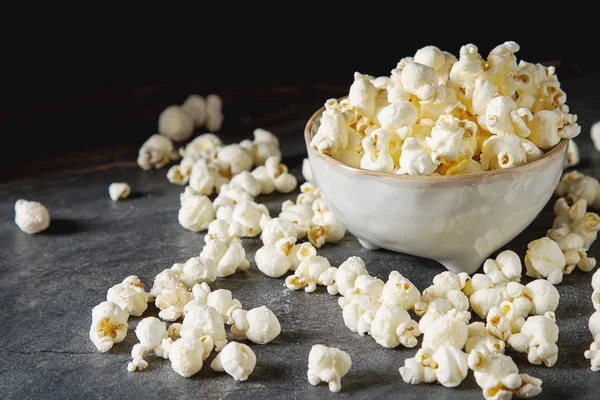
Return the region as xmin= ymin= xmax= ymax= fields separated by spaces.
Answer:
xmin=2 ymin=77 xmax=600 ymax=399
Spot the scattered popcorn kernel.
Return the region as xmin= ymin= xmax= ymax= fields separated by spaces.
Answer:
xmin=245 ymin=128 xmax=282 ymax=166
xmin=181 ymin=133 xmax=223 ymax=159
xmin=170 ymin=257 xmax=217 ymax=288
xmin=286 ymin=254 xmax=331 ymax=293
xmin=14 ymin=199 xmax=50 ymax=234
xmin=203 ymin=218 xmax=243 ymax=245
xmin=507 ymin=312 xmax=559 ymax=367
xmin=483 ymin=250 xmax=522 ymax=284
xmin=164 ymin=337 xmax=205 ymax=378
xmin=370 ymin=305 xmax=420 ymax=348
xmin=485 ymin=301 xmax=524 ymax=341
xmin=307 ymin=344 xmax=352 ymax=393
xmin=308 ymin=199 xmax=346 ymax=248
xmin=108 ymin=182 xmax=131 ymax=201
xmin=400 ymin=345 xmax=468 ymax=388
xmin=555 ymin=172 xmax=600 ymax=208
xmin=205 ymin=94 xmax=224 ymax=132
xmin=231 ymin=306 xmax=281 ymax=344
xmin=199 ymin=238 xmax=249 ymax=277
xmin=260 ymin=215 xmax=298 ymax=246
xmin=302 ymin=158 xmax=314 ymax=183
xmin=465 ymin=322 xmax=505 ymax=354
xmin=229 ymin=171 xmax=261 ymax=197
xmin=469 ymin=284 xmax=510 ymax=319
xmin=106 ymin=275 xmax=152 ymax=317
xmin=158 ymin=105 xmax=194 ymax=142
xmin=525 ymin=237 xmax=566 ymax=284
xmin=381 ymin=271 xmax=421 ymax=310
xmin=255 ymin=237 xmax=295 ymax=278
xmin=189 ymin=159 xmax=225 ymax=196
xmin=319 ymin=256 xmax=368 ymax=296
xmin=178 ymin=193 xmax=215 ymax=232
xmin=565 ymin=140 xmax=579 ymax=168
xmin=211 ymin=341 xmax=256 ymax=381
xmin=181 ymin=94 xmax=207 ymax=127
xmin=584 ymin=340 xmax=600 ymax=372
xmin=205 ymin=289 xmax=242 ymax=324
xmin=216 ymin=144 xmax=253 ymax=176
xmin=89 ymin=301 xmax=129 ymax=352
xmin=150 ymin=269 xmax=181 ymax=298
xmin=127 ymin=317 xmax=168 ymax=372
xmin=264 ymin=156 xmax=298 ymax=193
xmin=155 ymin=283 xmax=194 ymax=322
xmin=421 ymin=309 xmax=469 ymax=351
xmin=180 ymin=304 xmax=227 ymax=351
xmin=213 ymin=183 xmax=255 ymax=210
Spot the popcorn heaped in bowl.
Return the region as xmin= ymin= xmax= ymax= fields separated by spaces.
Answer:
xmin=310 ymin=42 xmax=580 ymax=176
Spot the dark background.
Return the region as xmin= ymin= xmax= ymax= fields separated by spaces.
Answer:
xmin=2 ymin=20 xmax=600 ymax=180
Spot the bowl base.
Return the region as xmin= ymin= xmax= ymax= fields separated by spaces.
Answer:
xmin=357 ymin=238 xmax=381 ymax=251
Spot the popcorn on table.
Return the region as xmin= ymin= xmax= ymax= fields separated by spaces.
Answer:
xmin=307 ymin=344 xmax=352 ymax=393
xmin=14 ymin=199 xmax=51 ymax=234
xmin=399 ymin=345 xmax=468 ymax=388
xmin=178 ymin=192 xmax=215 ymax=232
xmin=137 ymin=134 xmax=179 ymax=170
xmin=240 ymin=128 xmax=281 ymax=166
xmin=508 ymin=312 xmax=559 ymax=367
xmin=108 ymin=183 xmax=131 ymax=201
xmin=127 ymin=317 xmax=168 ymax=372
xmin=106 ymin=275 xmax=152 ymax=317
xmin=89 ymin=301 xmax=129 ymax=352
xmin=158 ymin=105 xmax=194 ymax=142
xmin=205 ymin=94 xmax=224 ymax=132
xmin=310 ymin=42 xmax=580 ymax=176
xmin=181 ymin=95 xmax=207 ymax=128
xmin=211 ymin=341 xmax=256 ymax=381
xmin=180 ymin=304 xmax=227 ymax=351
xmin=231 ymin=306 xmax=281 ymax=344
xmin=555 ymin=171 xmax=600 ymax=209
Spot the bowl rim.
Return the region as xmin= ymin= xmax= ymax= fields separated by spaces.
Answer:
xmin=304 ymin=100 xmax=569 ymax=182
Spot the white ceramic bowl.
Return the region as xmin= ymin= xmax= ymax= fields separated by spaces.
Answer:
xmin=305 ymin=105 xmax=568 ymax=274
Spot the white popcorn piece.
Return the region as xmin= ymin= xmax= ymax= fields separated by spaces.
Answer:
xmin=231 ymin=306 xmax=281 ymax=344
xmin=370 ymin=305 xmax=420 ymax=348
xmin=420 ymin=271 xmax=470 ymax=311
xmin=213 ymin=183 xmax=255 ymax=210
xmin=167 ymin=165 xmax=189 ymax=185
xmin=168 ymin=323 xmax=182 ymax=339
xmin=250 ymin=165 xmax=276 ymax=195
xmin=528 ymin=109 xmax=581 ymax=150
xmin=255 ymin=237 xmax=294 ymax=278
xmin=302 ymin=158 xmax=314 ymax=183
xmin=164 ymin=338 xmax=205 ymax=378
xmin=381 ymin=271 xmax=421 ymax=310
xmin=416 ymin=298 xmax=453 ymax=333
xmin=178 ymin=192 xmax=215 ymax=232
xmin=181 ymin=133 xmax=223 ymax=159
xmin=189 ymin=159 xmax=226 ymax=196
xmin=89 ymin=301 xmax=129 ymax=352
xmin=483 ymin=41 xmax=522 ymax=98
xmin=396 ymin=137 xmax=439 ymax=176
xmin=400 ymin=345 xmax=468 ymax=388
xmin=341 ymin=275 xmax=385 ymax=303
xmin=289 ymin=242 xmax=317 ymax=271
xmin=260 ymin=215 xmax=298 ymax=246
xmin=199 ymin=238 xmax=249 ymax=277
xmin=308 ymin=199 xmax=346 ymax=248
xmin=14 ymin=199 xmax=51 ymax=234
xmin=555 ymin=233 xmax=597 ymax=274
xmin=554 ymin=171 xmax=600 ymax=208
xmin=318 ymin=256 xmax=368 ymax=296
xmin=465 ymin=322 xmax=505 ymax=354
xmin=426 ymin=114 xmax=478 ymax=162
xmin=307 ymin=344 xmax=352 ymax=393
xmin=483 ymin=250 xmax=522 ymax=285
xmin=180 ymin=304 xmax=227 ymax=351
xmin=416 ymin=84 xmax=459 ymax=121
xmin=127 ymin=317 xmax=168 ymax=372
xmin=297 ymin=182 xmax=321 ymax=206
xmin=566 ymin=140 xmax=579 ymax=168
xmin=360 ymin=147 xmax=395 ymax=173
xmin=448 ymin=44 xmax=485 ymax=99
xmin=245 ymin=128 xmax=282 ymax=166
xmin=264 ymin=156 xmax=298 ymax=193
xmin=229 ymin=171 xmax=261 ymax=197
xmin=203 ymin=218 xmax=243 ymax=245
xmin=108 ymin=182 xmax=131 ymax=201
xmin=286 ymin=255 xmax=331 ymax=293
xmin=486 ymin=301 xmax=524 ymax=341
xmin=468 ymin=349 xmax=543 ymax=400
xmin=211 ymin=341 xmax=256 ymax=381
xmin=590 ymin=311 xmax=600 ymax=340
xmin=158 ymin=105 xmax=194 ymax=142
xmin=593 ymin=270 xmax=600 ymax=311
xmin=592 ymin=121 xmax=600 ymax=152
xmin=463 ymin=273 xmax=495 ymax=297
xmin=348 ymin=72 xmax=378 ymax=118
xmin=106 ymin=275 xmax=152 ymax=317
xmin=310 ymin=107 xmax=349 ymax=155
xmin=205 ymin=94 xmax=224 ymax=132
xmin=524 ymin=237 xmax=566 ymax=285
xmin=150 ymin=269 xmax=181 ymax=298
xmin=508 ymin=312 xmax=559 ymax=367
xmin=584 ymin=339 xmax=600 ymax=372
xmin=155 ymin=283 xmax=194 ymax=322
xmin=526 ymin=279 xmax=560 ymax=315
xmin=401 ymin=61 xmax=437 ymax=95
xmin=484 ymin=96 xmax=532 ymax=137
xmin=340 ymin=293 xmax=379 ymax=335
xmin=421 ymin=309 xmax=469 ymax=351
xmin=222 ymin=201 xmax=269 ymax=238
xmin=205 ymin=289 xmax=242 ymax=324
xmin=215 ymin=144 xmax=253 ymax=176
xmin=480 ymin=134 xmax=542 ymax=170
xmin=170 ymin=257 xmax=217 ymax=288
xmin=469 ymin=283 xmax=510 ymax=319
xmin=549 ymin=202 xmax=600 ymax=250
xmin=279 ymin=200 xmax=314 ymax=239
xmin=377 ymin=100 xmax=418 ymax=135
xmin=181 ymin=94 xmax=207 ymax=127
xmin=472 ymin=77 xmax=498 ymax=117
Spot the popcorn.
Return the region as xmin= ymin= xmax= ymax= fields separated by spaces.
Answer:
xmin=170 ymin=257 xmax=217 ymax=288
xmin=14 ymin=199 xmax=50 ymax=234
xmin=528 ymin=109 xmax=581 ymax=149
xmin=158 ymin=105 xmax=194 ymax=142
xmin=255 ymin=237 xmax=295 ymax=278
xmin=213 ymin=183 xmax=254 ymax=210
xmin=483 ymin=250 xmax=522 ymax=285
xmin=585 ymin=310 xmax=600 ymax=371
xmin=178 ymin=192 xmax=215 ymax=232
xmin=181 ymin=94 xmax=207 ymax=127
xmin=465 ymin=322 xmax=505 ymax=354
xmin=445 ymin=158 xmax=483 ymax=175
xmin=205 ymin=289 xmax=242 ymax=324
xmin=370 ymin=305 xmax=420 ymax=348
xmin=468 ymin=281 xmax=510 ymax=319
xmin=554 ymin=171 xmax=600 ymax=208
xmin=484 ymin=96 xmax=532 ymax=138
xmin=524 ymin=237 xmax=566 ymax=284
xmin=167 ymin=165 xmax=189 ymax=185
xmin=108 ymin=183 xmax=131 ymax=201
xmin=310 ymin=107 xmax=348 ymax=155
xmin=349 ymin=72 xmax=378 ymax=118
xmin=231 ymin=306 xmax=281 ymax=344
xmin=480 ymin=134 xmax=542 ymax=170
xmin=416 ymin=298 xmax=453 ymax=333
xmin=592 ymin=121 xmax=600 ymax=152
xmin=342 ymin=274 xmax=385 ymax=301
xmin=449 ymin=44 xmax=485 ymax=101
xmin=127 ymin=317 xmax=168 ymax=372
xmin=307 ymin=344 xmax=352 ymax=393
xmin=507 ymin=279 xmax=560 ymax=316
xmin=229 ymin=171 xmax=261 ymax=197
xmin=222 ymin=201 xmax=269 ymax=238
xmin=396 ymin=137 xmax=439 ymax=175
xmin=318 ymin=256 xmax=368 ymax=296
xmin=279 ymin=201 xmax=314 ymax=238
xmin=590 ymin=311 xmax=600 ymax=339
xmin=486 ymin=301 xmax=524 ymax=341
xmin=421 ymin=309 xmax=469 ymax=351
xmin=289 ymin=242 xmax=318 ymax=270
xmin=554 ymin=233 xmax=597 ymax=274
xmin=468 ymin=349 xmax=543 ymax=400
xmin=377 ymin=101 xmax=418 ymax=136
xmin=302 ymin=158 xmax=314 ymax=183
xmin=180 ymin=304 xmax=227 ymax=351
xmin=507 ymin=312 xmax=559 ymax=367
xmin=548 ymin=197 xmax=600 ymax=250
xmin=181 ymin=133 xmax=223 ymax=159
xmin=285 ymin=255 xmax=331 ymax=293
xmin=381 ymin=271 xmax=421 ymax=310
xmin=155 ymin=283 xmax=194 ymax=321
xmin=400 ymin=345 xmax=468 ymax=388
xmin=426 ymin=114 xmax=478 ymax=162
xmin=308 ymin=199 xmax=346 ymax=248
xmin=420 ymin=271 xmax=469 ymax=311
xmin=203 ymin=219 xmax=243 ymax=244
xmin=106 ymin=275 xmax=152 ymax=317
xmin=297 ymin=182 xmax=321 ymax=206
xmin=211 ymin=342 xmax=256 ymax=381
xmin=566 ymin=140 xmax=579 ymax=168
xmin=215 ymin=144 xmax=253 ymax=176
xmin=163 ymin=338 xmax=206 ymax=378
xmin=189 ymin=159 xmax=227 ymax=195
xmin=150 ymin=269 xmax=181 ymax=298
xmin=89 ymin=301 xmax=129 ymax=352
xmin=401 ymin=62 xmax=437 ymax=95
xmin=199 ymin=237 xmax=249 ymax=277
xmin=244 ymin=128 xmax=281 ymax=166
xmin=260 ymin=215 xmax=298 ymax=246
xmin=205 ymin=94 xmax=224 ymax=132
xmin=472 ymin=77 xmax=498 ymax=117
xmin=251 ymin=165 xmax=276 ymax=194
xmin=263 ymin=155 xmax=297 ymax=193
xmin=593 ymin=269 xmax=600 ymax=311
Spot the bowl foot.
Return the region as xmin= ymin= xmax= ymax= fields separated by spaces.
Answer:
xmin=438 ymin=258 xmax=484 ymax=275
xmin=358 ymin=238 xmax=380 ymax=251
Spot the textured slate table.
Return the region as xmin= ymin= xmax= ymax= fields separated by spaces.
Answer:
xmin=2 ymin=77 xmax=600 ymax=399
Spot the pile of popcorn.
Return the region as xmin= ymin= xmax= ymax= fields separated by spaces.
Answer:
xmin=310 ymin=42 xmax=581 ymax=176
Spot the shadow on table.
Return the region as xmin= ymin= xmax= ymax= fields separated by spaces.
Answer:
xmin=42 ymin=219 xmax=80 ymax=235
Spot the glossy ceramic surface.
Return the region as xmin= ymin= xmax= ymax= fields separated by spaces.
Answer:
xmin=305 ymin=105 xmax=568 ymax=274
